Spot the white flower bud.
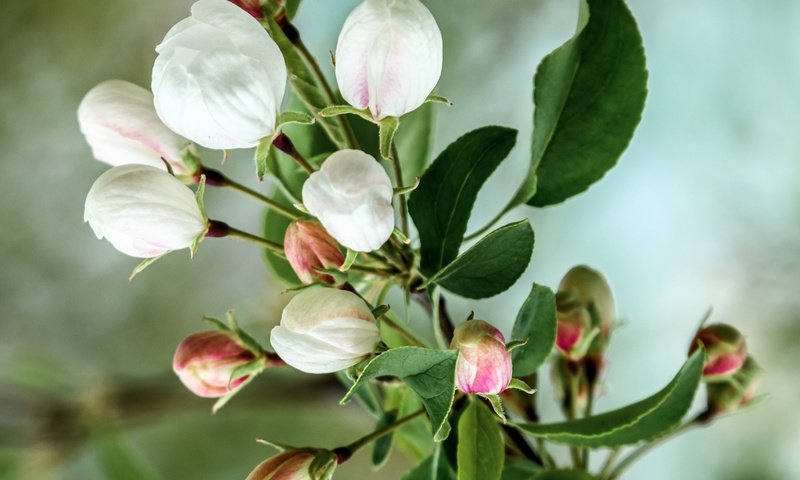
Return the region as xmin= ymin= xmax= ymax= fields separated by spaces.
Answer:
xmin=78 ymin=80 xmax=191 ymax=175
xmin=302 ymin=150 xmax=394 ymax=252
xmin=151 ymin=0 xmax=287 ymax=149
xmin=270 ymin=286 xmax=381 ymax=374
xmin=84 ymin=164 xmax=207 ymax=258
xmin=335 ymin=0 xmax=443 ymax=120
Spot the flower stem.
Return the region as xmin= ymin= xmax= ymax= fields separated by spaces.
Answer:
xmin=378 ymin=314 xmax=427 ymax=348
xmin=604 ymin=414 xmax=708 ymax=479
xmin=202 ymin=167 xmax=299 ymax=220
xmin=207 ymin=220 xmax=284 ymax=255
xmin=334 ymin=408 xmax=426 ymax=463
xmin=272 ymin=132 xmax=315 ymax=174
xmin=390 ymin=142 xmax=410 ymax=236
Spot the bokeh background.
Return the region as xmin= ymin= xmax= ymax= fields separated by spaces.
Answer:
xmin=1 ymin=0 xmax=798 ymax=478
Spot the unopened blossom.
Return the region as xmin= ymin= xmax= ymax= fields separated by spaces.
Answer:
xmin=284 ymin=221 xmax=345 ymax=285
xmin=246 ymin=450 xmax=320 ymax=480
xmin=689 ymin=323 xmax=747 ymax=380
xmin=706 ymin=356 xmax=760 ymax=415
xmin=270 ymin=286 xmax=380 ymax=374
xmin=451 ymin=320 xmax=512 ymax=395
xmin=554 ymin=294 xmax=593 ymax=361
xmin=152 ymin=0 xmax=286 ymax=149
xmin=302 ymin=150 xmax=394 ymax=252
xmin=335 ymin=0 xmax=443 ymax=120
xmin=558 ymin=265 xmax=616 ymax=338
xmin=84 ymin=164 xmax=207 ymax=258
xmin=78 ymin=80 xmax=191 ymax=174
xmin=173 ymin=331 xmax=258 ymax=398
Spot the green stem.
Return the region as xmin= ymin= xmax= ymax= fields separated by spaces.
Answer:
xmin=347 ymin=264 xmax=397 ymax=279
xmin=378 ymin=314 xmax=427 ymax=348
xmin=390 ymin=143 xmax=410 ymax=236
xmin=293 ymin=39 xmax=359 ymax=150
xmin=208 ymin=221 xmax=284 ymax=255
xmin=335 ymin=408 xmax=426 ymax=462
xmin=566 ymin=373 xmax=581 ymax=468
xmin=605 ymin=416 xmax=706 ymax=479
xmin=599 ymin=448 xmax=622 ymax=478
xmin=463 ymin=208 xmax=506 ymax=241
xmin=205 ymin=168 xmax=299 ymax=220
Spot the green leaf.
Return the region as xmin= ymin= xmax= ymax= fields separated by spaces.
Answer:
xmin=396 ymin=101 xmax=436 ymax=184
xmin=515 ymin=350 xmax=704 ymax=447
xmin=429 ymin=221 xmax=534 ymax=299
xmin=531 ymin=471 xmax=596 ymax=480
xmin=409 ymin=126 xmax=518 ymax=277
xmin=394 ymin=388 xmax=435 ymax=461
xmin=341 ymin=347 xmax=459 ymax=441
xmin=263 ymin=189 xmax=302 ymax=286
xmin=511 ymin=284 xmax=557 ymax=376
xmin=334 ymin=371 xmax=380 ymax=416
xmin=276 ymin=110 xmax=315 ymax=127
xmin=371 ymin=409 xmax=398 ymax=469
xmin=512 ymin=0 xmax=647 ymax=208
xmin=457 ymin=398 xmax=504 ymax=480
xmin=501 ymin=460 xmax=542 ymax=480
xmin=401 ymin=443 xmax=456 ymax=480
xmin=379 ymin=116 xmax=399 ymax=160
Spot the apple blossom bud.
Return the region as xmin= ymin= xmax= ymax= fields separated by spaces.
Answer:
xmin=558 ymin=266 xmax=616 ymax=338
xmin=284 ymin=221 xmax=345 ymax=285
xmin=227 ymin=0 xmax=263 ymax=18
xmin=270 ymin=286 xmax=381 ymax=373
xmin=78 ymin=80 xmax=192 ymax=175
xmin=689 ymin=323 xmax=747 ymax=380
xmin=302 ymin=150 xmax=394 ymax=252
xmin=451 ymin=320 xmax=512 ymax=395
xmin=335 ymin=0 xmax=443 ymax=120
xmin=152 ymin=0 xmax=287 ymax=149
xmin=245 ymin=450 xmax=317 ymax=480
xmin=173 ymin=331 xmax=258 ymax=398
xmin=83 ymin=164 xmax=207 ymax=258
xmin=706 ymin=356 xmax=760 ymax=415
xmin=554 ymin=293 xmax=594 ymax=361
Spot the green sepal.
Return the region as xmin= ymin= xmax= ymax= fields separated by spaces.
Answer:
xmin=128 ymin=254 xmax=166 ymax=282
xmin=340 ymin=248 xmax=358 ymax=272
xmin=481 ymin=394 xmax=507 ymax=423
xmin=190 ymin=175 xmax=208 ymax=258
xmin=254 ymin=437 xmax=294 ymax=451
xmin=202 ymin=315 xmax=231 ymax=333
xmin=277 ymin=110 xmax=315 ymax=127
xmin=506 ymin=378 xmax=536 ymax=395
xmin=212 ymin=374 xmax=256 ymax=414
xmin=379 ymin=116 xmax=399 ymax=160
xmin=255 ymin=136 xmax=273 ymax=182
xmin=393 ymin=176 xmax=421 ymax=196
xmin=313 ymin=267 xmax=347 ymax=285
xmin=505 ymin=339 xmax=528 ymax=352
xmin=371 ymin=304 xmax=390 ymax=319
xmin=425 ymin=95 xmax=453 ymax=106
xmin=392 ymin=227 xmax=411 ymax=245
xmin=179 ymin=144 xmax=202 ymax=176
xmin=227 ymin=358 xmax=266 ymax=390
xmin=308 ymin=450 xmax=337 ymax=480
xmin=319 ymin=105 xmax=374 ymax=123
xmin=226 ymin=310 xmax=266 ymax=355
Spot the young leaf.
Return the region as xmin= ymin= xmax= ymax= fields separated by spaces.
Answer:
xmin=457 ymin=398 xmax=504 ymax=480
xmin=510 ymin=284 xmax=557 ymax=376
xmin=428 ymin=221 xmax=534 ymax=299
xmin=510 ymin=0 xmax=647 ymax=208
xmin=371 ymin=409 xmax=399 ymax=469
xmin=401 ymin=443 xmax=456 ymax=480
xmin=515 ymin=349 xmax=704 ymax=447
xmin=340 ymin=347 xmax=459 ymax=441
xmin=409 ymin=126 xmax=517 ymax=277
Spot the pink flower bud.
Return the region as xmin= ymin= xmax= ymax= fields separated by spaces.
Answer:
xmin=558 ymin=265 xmax=616 ymax=339
xmin=554 ymin=293 xmax=594 ymax=361
xmin=706 ymin=356 xmax=760 ymax=415
xmin=284 ymin=221 xmax=345 ymax=285
xmin=245 ymin=450 xmax=318 ymax=480
xmin=451 ymin=320 xmax=512 ymax=395
xmin=689 ymin=323 xmax=747 ymax=380
xmin=227 ymin=0 xmax=264 ymax=18
xmin=173 ymin=331 xmax=258 ymax=398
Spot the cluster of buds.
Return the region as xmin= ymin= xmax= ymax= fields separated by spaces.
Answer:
xmin=689 ymin=323 xmax=760 ymax=416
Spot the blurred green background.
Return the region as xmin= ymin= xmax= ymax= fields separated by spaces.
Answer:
xmin=1 ymin=0 xmax=798 ymax=478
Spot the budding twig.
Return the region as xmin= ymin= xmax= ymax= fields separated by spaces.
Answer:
xmin=201 ymin=167 xmax=300 ymax=220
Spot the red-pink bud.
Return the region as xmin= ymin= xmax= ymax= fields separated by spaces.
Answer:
xmin=706 ymin=356 xmax=760 ymax=415
xmin=245 ymin=450 xmax=317 ymax=480
xmin=451 ymin=320 xmax=512 ymax=395
xmin=554 ymin=293 xmax=594 ymax=361
xmin=689 ymin=323 xmax=747 ymax=380
xmin=558 ymin=265 xmax=615 ymax=339
xmin=227 ymin=0 xmax=264 ymax=18
xmin=173 ymin=331 xmax=258 ymax=398
xmin=284 ymin=221 xmax=345 ymax=285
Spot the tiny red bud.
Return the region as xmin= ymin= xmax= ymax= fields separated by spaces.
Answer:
xmin=689 ymin=323 xmax=747 ymax=380
xmin=173 ymin=331 xmax=258 ymax=398
xmin=284 ymin=221 xmax=345 ymax=285
xmin=451 ymin=320 xmax=512 ymax=395
xmin=227 ymin=0 xmax=264 ymax=18
xmin=706 ymin=356 xmax=760 ymax=415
